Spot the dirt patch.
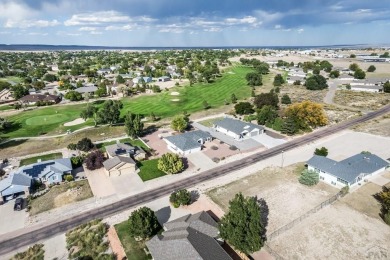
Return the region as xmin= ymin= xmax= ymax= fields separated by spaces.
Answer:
xmin=207 ymin=163 xmax=339 ymax=233
xmin=268 ymin=202 xmax=390 ymax=260
xmin=353 ymin=113 xmax=390 ymax=137
xmin=203 ymin=139 xmax=239 ymax=160
xmin=280 ymin=85 xmax=328 ymax=104
xmin=323 ymin=104 xmax=361 ymax=125
xmin=334 ymin=90 xmax=390 ymax=110
xmin=64 ymin=118 xmax=85 ymax=126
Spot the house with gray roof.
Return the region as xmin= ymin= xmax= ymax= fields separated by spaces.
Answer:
xmin=13 ymin=158 xmax=72 ymax=185
xmin=307 ymin=153 xmax=389 ymax=187
xmin=146 ymin=211 xmax=232 ymax=260
xmin=350 ymin=84 xmax=383 ymax=93
xmin=105 ymin=143 xmax=146 ymax=161
xmin=103 ymin=156 xmax=136 ymax=177
xmin=213 ymin=118 xmax=264 ymax=141
xmin=75 ymin=85 xmax=98 ymax=94
xmin=164 ymin=130 xmax=212 ymax=156
xmin=0 ymin=174 xmax=31 ymax=202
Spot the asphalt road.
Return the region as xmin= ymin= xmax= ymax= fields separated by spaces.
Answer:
xmin=0 ymin=104 xmax=389 ymax=256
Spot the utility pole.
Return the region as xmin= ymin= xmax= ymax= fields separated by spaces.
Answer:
xmin=281 ymin=150 xmax=284 ymax=168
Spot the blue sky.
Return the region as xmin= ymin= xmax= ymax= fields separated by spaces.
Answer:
xmin=0 ymin=0 xmax=389 ymax=46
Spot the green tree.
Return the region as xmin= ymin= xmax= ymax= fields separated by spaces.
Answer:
xmin=43 ymin=74 xmax=57 ymax=82
xmin=219 ymin=193 xmax=265 ymax=254
xmin=124 ymin=113 xmax=144 ymax=138
xmin=273 ymin=74 xmax=285 ymax=86
xmin=367 ymin=65 xmax=376 ymax=72
xmin=169 ymin=189 xmax=192 ymax=208
xmin=353 ymin=69 xmax=366 ymax=79
xmin=96 ymin=100 xmax=123 ymax=125
xmin=257 ymin=105 xmax=278 ymax=125
xmin=253 ymin=92 xmax=279 ymax=109
xmin=349 ymin=63 xmax=359 ymax=72
xmin=0 ymin=117 xmax=11 ymax=132
xmin=64 ymin=90 xmax=83 ymax=101
xmin=380 ymin=52 xmax=390 ymax=58
xmin=76 ymin=137 xmax=94 ymax=152
xmin=281 ymin=117 xmax=298 ymax=135
xmin=298 ymin=169 xmax=319 ymax=186
xmin=234 ymin=102 xmax=254 ymax=115
xmin=350 ymin=54 xmax=356 ymax=58
xmin=231 ymin=93 xmax=237 ymax=104
xmin=383 ymin=81 xmax=390 ymax=93
xmin=171 ymin=115 xmax=188 ymax=132
xmin=116 ymin=75 xmax=125 ymax=84
xmin=281 ymin=94 xmax=291 ymax=104
xmin=95 ymin=87 xmax=107 ymax=97
xmin=80 ymin=104 xmax=98 ymax=126
xmin=329 ymin=70 xmax=340 ymax=78
xmin=128 ymin=207 xmax=160 ymax=240
xmin=157 ymin=153 xmax=184 ymax=174
xmin=305 ymin=75 xmax=328 ymax=90
xmin=0 ymin=81 xmax=11 ymax=91
xmin=314 ymin=147 xmax=328 ymax=157
xmin=245 ymin=72 xmax=263 ymax=86
xmin=12 ymin=84 xmax=29 ymax=99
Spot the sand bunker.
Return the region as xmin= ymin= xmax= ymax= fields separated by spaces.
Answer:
xmin=171 ymin=99 xmax=180 ymax=102
xmin=64 ymin=118 xmax=85 ymax=126
xmin=170 ymin=91 xmax=180 ymax=96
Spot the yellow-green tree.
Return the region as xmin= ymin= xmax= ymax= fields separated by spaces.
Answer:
xmin=284 ymin=100 xmax=328 ymax=131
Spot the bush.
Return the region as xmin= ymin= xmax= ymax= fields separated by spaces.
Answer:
xmin=76 ymin=138 xmax=94 ymax=152
xmin=64 ymin=175 xmax=74 ymax=182
xmin=384 ymin=212 xmax=390 ymax=225
xmin=299 ymin=169 xmax=319 ymax=186
xmin=128 ymin=207 xmax=160 ymax=240
xmin=314 ymin=147 xmax=328 ymax=157
xmin=212 ymin=157 xmax=220 ymax=163
xmin=234 ymin=102 xmax=254 ymax=115
xmin=229 ymin=145 xmax=238 ymax=151
xmin=67 ymin=143 xmax=77 ymax=150
xmin=71 ymin=156 xmax=84 ymax=168
xmin=211 ymin=146 xmax=219 ymax=150
xmin=169 ymin=189 xmax=192 ymax=208
xmin=84 ymin=150 xmax=105 ymax=170
xmin=340 ymin=186 xmax=349 ymax=196
xmin=157 ymin=153 xmax=184 ymax=174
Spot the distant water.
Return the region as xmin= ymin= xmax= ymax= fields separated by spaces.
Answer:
xmin=0 ymin=44 xmax=365 ymax=51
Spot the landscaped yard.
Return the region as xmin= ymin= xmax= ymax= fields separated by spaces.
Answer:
xmin=120 ymin=138 xmax=150 ymax=151
xmin=29 ymin=180 xmax=93 ymax=215
xmin=115 ymin=220 xmax=152 ymax=260
xmin=19 ymin=152 xmax=63 ymax=166
xmin=137 ymin=159 xmax=167 ymax=181
xmin=198 ymin=117 xmax=224 ymax=127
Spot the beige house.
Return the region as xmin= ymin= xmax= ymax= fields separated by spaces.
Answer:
xmin=102 ymin=156 xmax=136 ymax=177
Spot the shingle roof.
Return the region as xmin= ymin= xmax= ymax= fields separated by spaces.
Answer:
xmin=75 ymin=86 xmax=98 ymax=93
xmin=103 ymin=156 xmax=135 ymax=170
xmin=13 ymin=158 xmax=72 ymax=179
xmin=213 ymin=118 xmax=263 ymax=135
xmin=307 ymin=154 xmax=389 ymax=184
xmin=165 ymin=130 xmax=212 ymax=152
xmin=0 ymin=174 xmax=31 ymax=192
xmin=146 ymin=211 xmax=232 ymax=260
xmin=351 ymin=85 xmax=383 ymax=90
xmin=105 ymin=143 xmax=135 ymax=158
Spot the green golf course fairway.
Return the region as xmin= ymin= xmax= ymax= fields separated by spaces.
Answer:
xmin=2 ymin=66 xmax=253 ymax=138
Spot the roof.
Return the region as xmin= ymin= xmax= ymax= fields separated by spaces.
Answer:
xmin=13 ymin=158 xmax=72 ymax=179
xmin=307 ymin=153 xmax=389 ymax=184
xmin=103 ymin=156 xmax=136 ymax=171
xmin=351 ymin=85 xmax=383 ymax=90
xmin=0 ymin=173 xmax=32 ymax=192
xmin=105 ymin=143 xmax=135 ymax=157
xmin=165 ymin=130 xmax=212 ymax=152
xmin=19 ymin=94 xmax=59 ymax=102
xmin=146 ymin=211 xmax=232 ymax=260
xmin=75 ymin=86 xmax=98 ymax=93
xmin=213 ymin=118 xmax=263 ymax=135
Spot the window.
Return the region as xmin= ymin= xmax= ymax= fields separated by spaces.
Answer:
xmin=337 ymin=178 xmax=348 ymax=185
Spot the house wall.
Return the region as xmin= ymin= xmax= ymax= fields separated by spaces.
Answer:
xmin=1 ymin=185 xmax=28 ymax=197
xmin=107 ymin=163 xmax=136 ymax=177
xmin=46 ymin=172 xmax=63 ymax=184
xmin=350 ymin=87 xmax=381 ymax=93
xmin=308 ymin=165 xmax=343 ymax=188
xmin=214 ymin=125 xmax=240 ymax=140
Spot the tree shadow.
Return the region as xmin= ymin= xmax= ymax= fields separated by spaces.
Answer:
xmin=182 ymin=157 xmax=190 ymax=170
xmin=257 ymin=197 xmax=269 ymax=241
xmin=373 ymin=186 xmax=389 ymax=221
xmin=0 ymin=138 xmax=27 ymax=150
xmin=190 ymin=190 xmax=200 ymax=203
xmin=155 ymin=206 xmax=171 ymax=226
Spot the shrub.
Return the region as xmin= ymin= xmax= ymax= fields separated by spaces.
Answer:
xmin=157 ymin=153 xmax=184 ymax=174
xmin=67 ymin=143 xmax=77 ymax=150
xmin=340 ymin=186 xmax=349 ymax=196
xmin=84 ymin=150 xmax=105 ymax=170
xmin=76 ymin=138 xmax=94 ymax=152
xmin=299 ymin=169 xmax=319 ymax=186
xmin=170 ymin=189 xmax=192 ymax=208
xmin=229 ymin=145 xmax=238 ymax=151
xmin=64 ymin=175 xmax=74 ymax=182
xmin=211 ymin=146 xmax=219 ymax=150
xmin=384 ymin=212 xmax=390 ymax=225
xmin=212 ymin=157 xmax=220 ymax=163
xmin=71 ymin=156 xmax=84 ymax=168
xmin=0 ymin=168 xmax=5 ymax=177
xmin=128 ymin=207 xmax=160 ymax=240
xmin=314 ymin=147 xmax=328 ymax=157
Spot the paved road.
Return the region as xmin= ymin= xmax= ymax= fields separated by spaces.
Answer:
xmin=0 ymin=105 xmax=389 ymax=256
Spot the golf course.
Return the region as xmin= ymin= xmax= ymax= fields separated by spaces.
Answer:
xmin=1 ymin=66 xmax=253 ymax=138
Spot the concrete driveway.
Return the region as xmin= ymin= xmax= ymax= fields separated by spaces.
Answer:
xmin=186 ymin=152 xmax=217 ymax=171
xmin=110 ymin=171 xmax=145 ymax=197
xmin=0 ymin=202 xmax=27 ymax=235
xmin=84 ymin=167 xmax=116 ymax=198
xmin=251 ymin=133 xmax=286 ymax=148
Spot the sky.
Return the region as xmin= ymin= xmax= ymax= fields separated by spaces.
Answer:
xmin=0 ymin=0 xmax=389 ymax=47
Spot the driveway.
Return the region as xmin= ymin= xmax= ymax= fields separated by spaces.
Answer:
xmin=110 ymin=171 xmax=145 ymax=197
xmin=142 ymin=130 xmax=171 ymax=156
xmin=0 ymin=202 xmax=27 ymax=235
xmin=186 ymin=152 xmax=217 ymax=171
xmin=84 ymin=167 xmax=116 ymax=198
xmin=251 ymin=133 xmax=286 ymax=148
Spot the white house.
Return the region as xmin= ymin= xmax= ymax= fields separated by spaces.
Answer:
xmin=307 ymin=153 xmax=389 ymax=188
xmin=133 ymin=76 xmax=152 ymax=84
xmin=213 ymin=118 xmax=264 ymax=141
xmin=164 ymin=130 xmax=212 ymax=156
xmin=350 ymin=85 xmax=383 ymax=93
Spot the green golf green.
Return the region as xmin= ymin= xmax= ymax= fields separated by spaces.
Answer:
xmin=25 ymin=114 xmax=70 ymax=126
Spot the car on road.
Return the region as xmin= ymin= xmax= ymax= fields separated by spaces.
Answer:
xmin=14 ymin=198 xmax=26 ymax=211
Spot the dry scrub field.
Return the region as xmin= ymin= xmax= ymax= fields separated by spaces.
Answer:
xmin=280 ymin=85 xmax=328 ymax=104
xmin=323 ymin=104 xmax=361 ymax=125
xmin=334 ymin=90 xmax=390 ymax=110
xmin=207 ymin=163 xmax=339 ymax=234
xmin=353 ymin=113 xmax=390 ymax=137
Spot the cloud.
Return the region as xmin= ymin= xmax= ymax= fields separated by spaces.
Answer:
xmin=0 ymin=1 xmax=35 ymax=20
xmin=78 ymin=27 xmax=97 ymax=31
xmin=105 ymin=25 xmax=133 ymax=31
xmin=90 ymin=31 xmax=102 ymax=35
xmin=5 ymin=19 xmax=59 ymax=28
xmin=27 ymin=32 xmax=48 ymax=36
xmin=297 ymin=28 xmax=304 ymax=33
xmin=64 ymin=11 xmax=131 ymax=26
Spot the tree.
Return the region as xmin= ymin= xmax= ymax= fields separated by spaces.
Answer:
xmin=281 ymin=94 xmax=291 ymax=104
xmin=43 ymin=74 xmax=57 ymax=82
xmin=80 ymin=104 xmax=98 ymax=125
xmin=0 ymin=117 xmax=11 ymax=132
xmin=0 ymin=81 xmax=11 ymax=91
xmin=76 ymin=137 xmax=94 ymax=152
xmin=202 ymin=100 xmax=210 ymax=109
xmin=299 ymin=169 xmax=319 ymax=186
xmin=284 ymin=101 xmax=328 ymax=131
xmin=257 ymin=105 xmax=278 ymax=125
xmin=350 ymin=54 xmax=356 ymax=58
xmin=367 ymin=65 xmax=376 ymax=72
xmin=96 ymin=100 xmax=123 ymax=125
xmin=231 ymin=93 xmax=237 ymax=104
xmin=234 ymin=102 xmax=254 ymax=115
xmin=84 ymin=150 xmax=105 ymax=170
xmin=245 ymin=72 xmax=262 ymax=86
xmin=64 ymin=91 xmax=83 ymax=101
xmin=12 ymin=84 xmax=29 ymax=99
xmin=273 ymin=74 xmax=285 ymax=86
xmin=169 ymin=189 xmax=192 ymax=208
xmin=0 ymin=168 xmax=5 ymax=177
xmin=171 ymin=115 xmax=188 ymax=132
xmin=380 ymin=52 xmax=390 ymax=58
xmin=353 ymin=69 xmax=366 ymax=79
xmin=128 ymin=207 xmax=160 ymax=240
xmin=219 ymin=193 xmax=265 ymax=254
xmin=116 ymin=75 xmax=125 ymax=84
xmin=305 ymin=75 xmax=328 ymax=90
xmin=124 ymin=113 xmax=144 ymax=138
xmin=384 ymin=81 xmax=390 ymax=93
xmin=329 ymin=70 xmax=340 ymax=78
xmin=157 ymin=153 xmax=184 ymax=174
xmin=314 ymin=147 xmax=328 ymax=157
xmin=95 ymin=87 xmax=107 ymax=97
xmin=253 ymin=92 xmax=278 ymax=109
xmin=349 ymin=63 xmax=359 ymax=71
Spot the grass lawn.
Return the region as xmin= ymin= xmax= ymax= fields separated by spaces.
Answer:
xmin=198 ymin=117 xmax=224 ymax=127
xmin=115 ymin=220 xmax=152 ymax=260
xmin=4 ymin=76 xmax=23 ymax=84
xmin=19 ymin=152 xmax=63 ymax=166
xmin=29 ymin=180 xmax=93 ymax=215
xmin=137 ymin=159 xmax=167 ymax=181
xmin=0 ymin=104 xmax=13 ymax=111
xmin=120 ymin=138 xmax=150 ymax=151
xmin=96 ymin=140 xmax=117 ymax=150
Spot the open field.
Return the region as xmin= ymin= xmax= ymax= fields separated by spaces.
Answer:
xmin=353 ymin=113 xmax=390 ymax=137
xmin=280 ymin=85 xmax=328 ymax=104
xmin=334 ymin=90 xmax=390 ymax=110
xmin=207 ymin=163 xmax=339 ymax=233
xmin=19 ymin=152 xmax=63 ymax=166
xmin=268 ymin=201 xmax=390 ymax=259
xmin=137 ymin=159 xmax=167 ymax=181
xmin=323 ymin=104 xmax=361 ymax=125
xmin=29 ymin=180 xmax=93 ymax=215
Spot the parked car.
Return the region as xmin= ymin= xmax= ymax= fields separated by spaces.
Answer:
xmin=14 ymin=198 xmax=25 ymax=211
